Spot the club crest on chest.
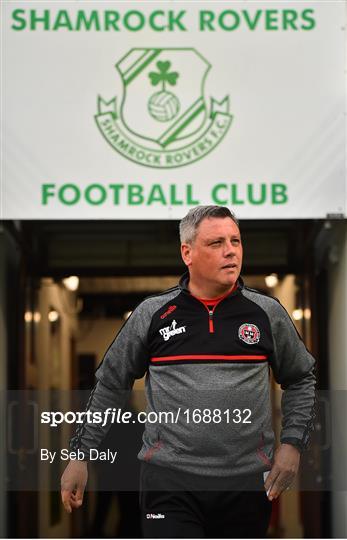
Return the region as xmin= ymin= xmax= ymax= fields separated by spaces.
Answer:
xmin=238 ymin=323 xmax=260 ymax=345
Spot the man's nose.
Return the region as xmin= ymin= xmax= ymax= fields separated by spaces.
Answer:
xmin=224 ymin=240 xmax=235 ymax=257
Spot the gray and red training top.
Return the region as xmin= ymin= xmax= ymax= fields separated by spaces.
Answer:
xmin=71 ymin=273 xmax=316 ymax=477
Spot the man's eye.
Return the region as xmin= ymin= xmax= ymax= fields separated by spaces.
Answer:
xmin=232 ymin=239 xmax=240 ymax=245
xmin=211 ymin=241 xmax=221 ymax=245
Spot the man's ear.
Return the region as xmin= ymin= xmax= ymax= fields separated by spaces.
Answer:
xmin=181 ymin=243 xmax=192 ymax=267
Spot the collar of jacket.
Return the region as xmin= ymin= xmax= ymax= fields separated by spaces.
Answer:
xmin=178 ymin=271 xmax=244 ymax=294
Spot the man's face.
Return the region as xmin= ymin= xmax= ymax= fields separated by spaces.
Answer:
xmin=181 ymin=217 xmax=243 ymax=293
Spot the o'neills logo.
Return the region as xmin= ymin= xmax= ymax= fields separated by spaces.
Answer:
xmin=160 ymin=305 xmax=177 ymax=319
xmin=95 ymin=47 xmax=233 ymax=168
xmin=238 ymin=323 xmax=260 ymax=345
xmin=159 ymin=319 xmax=186 ymax=341
xmin=146 ymin=513 xmax=165 ymax=519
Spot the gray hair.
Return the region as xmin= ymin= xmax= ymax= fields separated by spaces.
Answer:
xmin=179 ymin=205 xmax=239 ymax=244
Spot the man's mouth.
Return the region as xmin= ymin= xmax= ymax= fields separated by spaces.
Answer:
xmin=221 ymin=263 xmax=237 ymax=270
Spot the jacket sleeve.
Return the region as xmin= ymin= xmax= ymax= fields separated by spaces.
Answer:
xmin=269 ymin=300 xmax=316 ymax=452
xmin=69 ymin=298 xmax=152 ymax=458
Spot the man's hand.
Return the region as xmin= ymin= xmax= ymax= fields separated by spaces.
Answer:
xmin=264 ymin=443 xmax=300 ymax=501
xmin=61 ymin=460 xmax=88 ymax=513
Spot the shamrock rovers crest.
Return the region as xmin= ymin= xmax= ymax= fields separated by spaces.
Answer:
xmin=95 ymin=48 xmax=233 ymax=169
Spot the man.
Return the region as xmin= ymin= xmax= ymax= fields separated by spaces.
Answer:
xmin=61 ymin=205 xmax=316 ymax=538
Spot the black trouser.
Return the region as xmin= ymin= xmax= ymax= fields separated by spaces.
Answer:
xmin=140 ymin=462 xmax=272 ymax=538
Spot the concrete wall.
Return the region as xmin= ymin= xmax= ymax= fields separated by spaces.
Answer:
xmin=77 ymin=317 xmax=146 ymax=409
xmin=0 ymin=229 xmax=7 ymax=538
xmin=328 ymin=221 xmax=347 ymax=538
xmin=76 ymin=319 xmax=123 ymax=364
xmin=0 ymin=226 xmax=22 ymax=537
xmin=33 ymin=279 xmax=78 ymax=538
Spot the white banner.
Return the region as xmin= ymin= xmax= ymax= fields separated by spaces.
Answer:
xmin=1 ymin=1 xmax=346 ymax=219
